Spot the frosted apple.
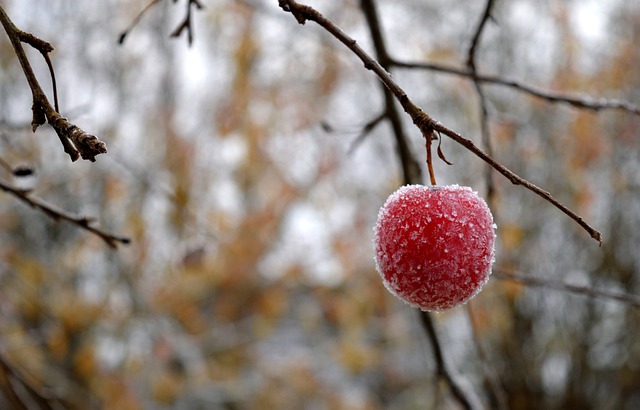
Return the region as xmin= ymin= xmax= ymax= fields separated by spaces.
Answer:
xmin=373 ymin=184 xmax=496 ymax=311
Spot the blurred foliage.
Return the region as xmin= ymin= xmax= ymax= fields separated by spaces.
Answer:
xmin=0 ymin=0 xmax=639 ymax=409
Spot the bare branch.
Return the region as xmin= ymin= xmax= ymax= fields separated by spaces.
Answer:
xmin=0 ymin=178 xmax=130 ymax=248
xmin=494 ymin=268 xmax=640 ymax=308
xmin=277 ymin=0 xmax=603 ymax=245
xmin=392 ymin=60 xmax=640 ymax=116
xmin=430 ymin=120 xmax=603 ymax=244
xmin=0 ymin=4 xmax=108 ymax=162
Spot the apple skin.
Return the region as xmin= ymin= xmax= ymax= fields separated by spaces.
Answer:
xmin=373 ymin=184 xmax=496 ymax=311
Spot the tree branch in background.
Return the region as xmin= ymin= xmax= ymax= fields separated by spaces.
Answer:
xmin=169 ymin=0 xmax=204 ymax=46
xmin=0 ymin=5 xmax=107 ymax=162
xmin=466 ymin=303 xmax=509 ymax=410
xmin=391 ymin=60 xmax=640 ymax=116
xmin=419 ymin=312 xmax=477 ymax=410
xmin=119 ymin=0 xmax=204 ymax=46
xmin=466 ymin=0 xmax=495 ymax=71
xmin=0 ymin=178 xmax=130 ymax=248
xmin=277 ymin=0 xmax=603 ymax=245
xmin=466 ymin=0 xmax=496 ymax=201
xmin=359 ymin=0 xmax=421 ymax=185
xmin=494 ymin=268 xmax=640 ymax=308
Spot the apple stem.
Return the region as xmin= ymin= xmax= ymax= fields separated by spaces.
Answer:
xmin=425 ymin=130 xmax=437 ymax=186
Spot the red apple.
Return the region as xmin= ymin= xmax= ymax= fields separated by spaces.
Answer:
xmin=373 ymin=184 xmax=496 ymax=311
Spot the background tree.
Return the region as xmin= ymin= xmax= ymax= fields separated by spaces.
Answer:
xmin=0 ymin=0 xmax=639 ymax=409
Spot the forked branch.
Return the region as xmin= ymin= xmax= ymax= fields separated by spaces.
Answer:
xmin=0 ymin=4 xmax=107 ymax=162
xmin=169 ymin=0 xmax=204 ymax=45
xmin=119 ymin=0 xmax=204 ymax=46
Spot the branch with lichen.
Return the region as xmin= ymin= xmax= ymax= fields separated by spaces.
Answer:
xmin=0 ymin=4 xmax=107 ymax=162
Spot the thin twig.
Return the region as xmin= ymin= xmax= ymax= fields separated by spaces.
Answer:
xmin=494 ymin=268 xmax=640 ymax=308
xmin=118 ymin=0 xmax=162 ymax=44
xmin=42 ymin=39 xmax=59 ymax=113
xmin=346 ymin=111 xmax=385 ymax=155
xmin=420 ymin=312 xmax=477 ymax=410
xmin=392 ymin=59 xmax=640 ymax=116
xmin=0 ymin=178 xmax=130 ymax=248
xmin=277 ymin=0 xmax=603 ymax=245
